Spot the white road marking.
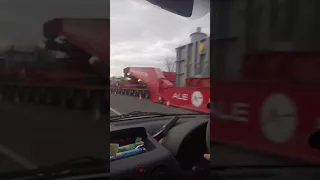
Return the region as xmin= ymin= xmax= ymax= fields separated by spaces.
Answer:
xmin=0 ymin=144 xmax=37 ymax=169
xmin=110 ymin=107 xmax=122 ymax=115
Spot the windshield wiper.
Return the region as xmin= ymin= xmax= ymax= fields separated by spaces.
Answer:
xmin=110 ymin=111 xmax=207 ymax=121
xmin=0 ymin=157 xmax=109 ymax=180
xmin=110 ymin=111 xmax=168 ymax=121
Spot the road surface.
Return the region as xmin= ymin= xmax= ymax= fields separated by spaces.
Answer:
xmin=0 ymin=93 xmax=195 ymax=174
xmin=0 ymin=101 xmax=109 ymax=174
xmin=110 ymin=93 xmax=195 ymax=116
xmin=2 ymin=93 xmax=305 ymax=176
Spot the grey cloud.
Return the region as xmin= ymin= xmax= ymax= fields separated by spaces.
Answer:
xmin=110 ymin=0 xmax=210 ymax=76
xmin=0 ymin=0 xmax=109 ymax=48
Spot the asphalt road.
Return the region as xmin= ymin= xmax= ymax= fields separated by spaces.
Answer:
xmin=2 ymin=92 xmax=308 ymax=176
xmin=110 ymin=93 xmax=195 ymax=116
xmin=0 ymin=101 xmax=109 ymax=174
xmin=0 ymin=94 xmax=194 ymax=174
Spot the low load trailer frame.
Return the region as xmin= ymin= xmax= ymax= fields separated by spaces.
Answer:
xmin=0 ymin=82 xmax=109 ymax=120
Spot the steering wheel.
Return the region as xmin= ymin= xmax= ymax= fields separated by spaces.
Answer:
xmin=206 ymin=120 xmax=210 ymax=153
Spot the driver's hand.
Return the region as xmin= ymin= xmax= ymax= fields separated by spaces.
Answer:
xmin=204 ymin=154 xmax=210 ymax=161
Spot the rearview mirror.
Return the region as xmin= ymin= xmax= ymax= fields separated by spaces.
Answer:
xmin=308 ymin=130 xmax=320 ymax=149
xmin=146 ymin=0 xmax=210 ymax=19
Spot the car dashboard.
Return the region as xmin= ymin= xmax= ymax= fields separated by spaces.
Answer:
xmin=110 ymin=115 xmax=209 ymax=180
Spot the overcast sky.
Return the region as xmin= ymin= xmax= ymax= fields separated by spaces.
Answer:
xmin=110 ymin=0 xmax=210 ymax=77
xmin=0 ymin=0 xmax=108 ymax=50
xmin=0 ymin=0 xmax=209 ymax=77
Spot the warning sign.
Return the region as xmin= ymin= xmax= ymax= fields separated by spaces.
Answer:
xmin=199 ymin=43 xmax=204 ymax=52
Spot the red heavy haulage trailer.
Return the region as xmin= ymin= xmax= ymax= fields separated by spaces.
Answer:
xmin=110 ymin=67 xmax=210 ymax=113
xmin=210 ymin=0 xmax=320 ymax=164
xmin=110 ymin=27 xmax=210 ymax=113
xmin=162 ymin=71 xmax=176 ymax=84
xmin=0 ymin=18 xmax=109 ymax=120
xmin=0 ymin=18 xmax=209 ymax=119
xmin=212 ymin=52 xmax=320 ymax=164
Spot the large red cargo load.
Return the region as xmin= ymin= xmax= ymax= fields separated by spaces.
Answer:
xmin=0 ymin=18 xmax=110 ymax=121
xmin=43 ymin=18 xmax=109 ymax=62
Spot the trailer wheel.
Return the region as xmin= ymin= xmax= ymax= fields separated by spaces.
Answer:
xmin=20 ymin=88 xmax=29 ymax=102
xmin=74 ymin=94 xmax=86 ymax=110
xmin=23 ymin=92 xmax=30 ymax=102
xmin=92 ymin=95 xmax=101 ymax=121
xmin=1 ymin=91 xmax=6 ymax=101
xmin=60 ymin=97 xmax=67 ymax=107
xmin=45 ymin=93 xmax=53 ymax=105
xmin=13 ymin=91 xmax=20 ymax=103
xmin=34 ymin=94 xmax=40 ymax=103
xmin=6 ymin=90 xmax=13 ymax=101
xmin=144 ymin=91 xmax=150 ymax=98
xmin=0 ymin=91 xmax=4 ymax=101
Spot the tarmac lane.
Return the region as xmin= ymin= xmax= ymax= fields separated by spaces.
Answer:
xmin=0 ymin=93 xmax=194 ymax=174
xmin=0 ymin=101 xmax=109 ymax=174
xmin=110 ymin=93 xmax=195 ymax=115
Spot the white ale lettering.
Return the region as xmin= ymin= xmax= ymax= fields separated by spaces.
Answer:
xmin=172 ymin=93 xmax=188 ymax=101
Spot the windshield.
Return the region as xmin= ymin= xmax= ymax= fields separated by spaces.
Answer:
xmin=210 ymin=0 xmax=320 ymax=169
xmin=0 ymin=0 xmax=109 ymax=174
xmin=110 ymin=0 xmax=210 ymax=116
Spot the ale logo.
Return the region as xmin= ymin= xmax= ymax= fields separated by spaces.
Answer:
xmin=259 ymin=93 xmax=298 ymax=143
xmin=191 ymin=91 xmax=203 ymax=107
